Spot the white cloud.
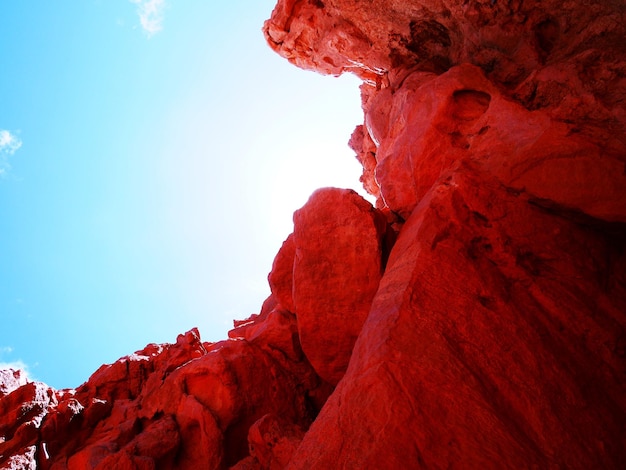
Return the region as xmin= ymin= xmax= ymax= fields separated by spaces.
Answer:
xmin=130 ymin=0 xmax=165 ymax=37
xmin=0 ymin=129 xmax=22 ymax=177
xmin=0 ymin=130 xmax=21 ymax=154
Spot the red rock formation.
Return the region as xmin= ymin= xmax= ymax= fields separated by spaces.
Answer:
xmin=263 ymin=0 xmax=626 ymax=468
xmin=265 ymin=0 xmax=626 ymax=222
xmin=2 ymin=0 xmax=626 ymax=468
xmin=290 ymin=166 xmax=626 ymax=469
xmin=0 ymin=322 xmax=329 ymax=469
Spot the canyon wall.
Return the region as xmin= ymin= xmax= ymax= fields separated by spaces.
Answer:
xmin=2 ymin=0 xmax=625 ymax=468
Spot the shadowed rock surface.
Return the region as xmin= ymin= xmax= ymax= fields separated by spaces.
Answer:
xmin=2 ymin=0 xmax=625 ymax=468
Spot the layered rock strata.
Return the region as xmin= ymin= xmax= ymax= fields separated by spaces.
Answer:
xmin=2 ymin=0 xmax=625 ymax=468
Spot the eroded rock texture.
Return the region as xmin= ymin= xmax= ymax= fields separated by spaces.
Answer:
xmin=265 ymin=0 xmax=626 ymax=223
xmin=2 ymin=0 xmax=625 ymax=468
xmin=263 ymin=0 xmax=626 ymax=468
xmin=0 ymin=323 xmax=329 ymax=469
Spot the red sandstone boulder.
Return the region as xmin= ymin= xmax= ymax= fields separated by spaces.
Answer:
xmin=291 ymin=187 xmax=389 ymax=385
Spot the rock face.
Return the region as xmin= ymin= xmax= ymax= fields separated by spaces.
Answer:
xmin=1 ymin=323 xmax=329 ymax=469
xmin=2 ymin=0 xmax=626 ymax=468
xmin=265 ymin=0 xmax=626 ymax=223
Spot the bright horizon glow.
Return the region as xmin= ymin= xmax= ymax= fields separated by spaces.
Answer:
xmin=0 ymin=1 xmax=369 ymax=389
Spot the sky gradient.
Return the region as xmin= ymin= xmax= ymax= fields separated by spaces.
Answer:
xmin=0 ymin=0 xmax=366 ymax=389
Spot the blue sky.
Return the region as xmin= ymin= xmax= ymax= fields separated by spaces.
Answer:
xmin=0 ymin=0 xmax=364 ymax=389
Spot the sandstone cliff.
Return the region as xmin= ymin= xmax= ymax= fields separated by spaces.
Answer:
xmin=2 ymin=0 xmax=625 ymax=468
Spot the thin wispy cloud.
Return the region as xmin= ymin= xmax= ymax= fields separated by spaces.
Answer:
xmin=130 ymin=0 xmax=165 ymax=37
xmin=0 ymin=129 xmax=22 ymax=177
